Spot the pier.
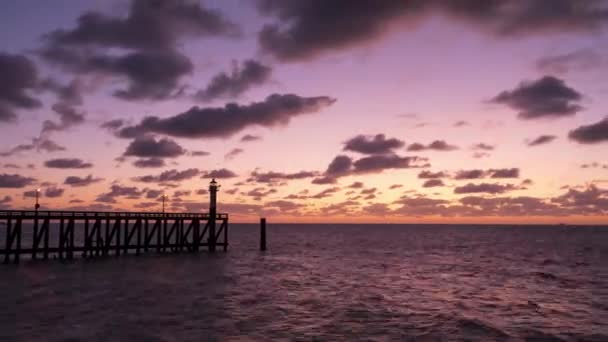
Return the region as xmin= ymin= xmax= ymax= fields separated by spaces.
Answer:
xmin=0 ymin=179 xmax=229 ymax=264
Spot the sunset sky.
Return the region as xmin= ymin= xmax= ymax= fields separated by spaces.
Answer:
xmin=1 ymin=0 xmax=607 ymax=223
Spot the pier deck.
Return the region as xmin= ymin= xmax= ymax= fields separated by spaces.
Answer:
xmin=0 ymin=210 xmax=229 ymax=263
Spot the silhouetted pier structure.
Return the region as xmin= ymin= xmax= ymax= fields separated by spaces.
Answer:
xmin=0 ymin=179 xmax=229 ymax=264
xmin=0 ymin=210 xmax=228 ymax=263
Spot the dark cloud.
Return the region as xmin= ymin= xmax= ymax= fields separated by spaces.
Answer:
xmin=454 ymin=120 xmax=469 ymax=127
xmin=360 ymin=188 xmax=377 ymax=195
xmin=256 ymin=1 xmax=410 ymax=61
xmin=133 ymin=168 xmax=200 ymax=183
xmin=196 ymin=60 xmax=272 ymax=102
xmin=96 ymin=184 xmax=143 ymax=203
xmin=44 ymin=0 xmax=238 ymax=51
xmin=348 ymin=182 xmax=364 ymax=189
xmin=44 ymin=158 xmax=92 ymax=169
xmin=352 ymin=154 xmax=428 ymax=173
xmin=313 ymin=154 xmax=428 ymax=184
xmin=64 ymin=175 xmax=104 ymax=187
xmin=44 ymin=187 xmax=65 ymax=198
xmin=245 ymin=187 xmax=277 ymax=201
xmin=224 ymin=148 xmax=244 ymax=161
xmin=0 ymin=174 xmax=36 ymax=188
xmin=124 ymin=136 xmax=186 ymax=158
xmin=42 ymin=49 xmax=194 ymax=101
xmin=454 ymin=183 xmax=518 ymax=195
xmin=418 ymin=170 xmax=448 ymax=179
xmin=190 ymin=150 xmax=210 ymax=156
xmin=536 ymin=48 xmax=606 ymax=74
xmin=343 ymin=134 xmax=404 ymax=154
xmin=101 ymin=119 xmax=125 ymax=130
xmin=195 ymin=189 xmax=208 ymax=196
xmin=39 ymin=78 xmax=83 ymax=106
xmin=472 ymin=152 xmax=491 ymax=159
xmin=472 ymin=143 xmax=495 ymax=151
xmin=40 ymin=0 xmax=240 ymax=100
xmin=423 ymin=179 xmax=445 ymax=188
xmin=0 ymin=137 xmax=67 ymax=157
xmin=249 ymin=170 xmax=316 ymax=184
xmin=173 ymin=190 xmax=191 ymax=198
xmin=0 ymin=144 xmax=34 ymax=157
xmin=452 ymin=168 xmax=520 ymax=180
xmin=225 ymin=188 xmax=238 ymax=195
xmin=491 ymin=76 xmax=583 ymax=119
xmin=580 ymin=162 xmax=608 ymax=169
xmin=393 ymin=195 xmax=451 ymax=216
xmin=325 ymin=155 xmax=353 ymax=176
xmin=37 ymin=78 xmax=86 ymax=134
xmin=407 ymin=140 xmax=458 ymax=151
xmin=0 ymin=53 xmax=41 ymax=122
xmin=41 ymin=103 xmax=86 ymax=134
xmin=201 ymin=169 xmax=238 ymax=179
xmin=527 ymin=135 xmax=557 ymax=146
xmin=311 ymin=187 xmax=341 ymax=199
xmin=265 ymin=200 xmax=305 ymax=212
xmin=569 ymin=117 xmax=608 ymax=144
xmin=118 ymin=93 xmax=335 ymax=138
xmin=34 ymin=139 xmax=66 ymax=152
xmin=23 ymin=190 xmax=38 ymax=198
xmin=133 ymin=158 xmax=166 ymax=168
xmin=241 ymin=134 xmax=262 ymax=142
xmin=458 ymin=196 xmax=565 ymax=217
xmin=522 ymin=179 xmax=534 ymax=186
xmin=389 ymin=184 xmax=403 ymax=190
xmin=0 ymin=196 xmax=11 ymax=204
xmin=454 ymin=169 xmax=486 ymax=180
xmin=489 ymin=168 xmax=520 ymax=179
xmin=551 ymin=185 xmax=608 ymax=213
xmin=256 ymin=1 xmax=608 ymax=62
xmin=146 ymin=189 xmax=163 ymax=199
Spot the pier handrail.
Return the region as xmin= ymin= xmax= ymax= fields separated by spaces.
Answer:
xmin=0 ymin=210 xmax=229 ymax=220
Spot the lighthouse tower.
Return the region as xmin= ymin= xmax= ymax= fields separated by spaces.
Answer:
xmin=208 ymin=178 xmax=219 ymax=252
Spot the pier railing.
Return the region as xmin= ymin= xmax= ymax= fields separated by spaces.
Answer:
xmin=0 ymin=210 xmax=229 ymax=263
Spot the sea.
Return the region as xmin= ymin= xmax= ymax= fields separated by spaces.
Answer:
xmin=1 ymin=224 xmax=607 ymax=341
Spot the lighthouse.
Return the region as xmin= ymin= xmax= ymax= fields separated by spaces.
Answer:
xmin=208 ymin=178 xmax=219 ymax=252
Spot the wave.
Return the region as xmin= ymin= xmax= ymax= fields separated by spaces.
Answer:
xmin=456 ymin=318 xmax=510 ymax=339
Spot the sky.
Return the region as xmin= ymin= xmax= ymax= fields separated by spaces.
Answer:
xmin=0 ymin=0 xmax=607 ymax=224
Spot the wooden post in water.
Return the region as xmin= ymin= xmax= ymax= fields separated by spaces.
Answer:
xmin=260 ymin=218 xmax=267 ymax=251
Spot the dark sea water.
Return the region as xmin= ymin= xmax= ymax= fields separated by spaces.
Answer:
xmin=1 ymin=224 xmax=607 ymax=341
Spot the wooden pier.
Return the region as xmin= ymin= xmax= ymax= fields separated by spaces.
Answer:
xmin=0 ymin=210 xmax=229 ymax=264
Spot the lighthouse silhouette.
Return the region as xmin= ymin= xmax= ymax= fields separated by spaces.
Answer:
xmin=208 ymin=178 xmax=219 ymax=252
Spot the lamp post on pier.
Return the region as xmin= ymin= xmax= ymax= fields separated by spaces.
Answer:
xmin=161 ymin=193 xmax=167 ymax=213
xmin=35 ymin=188 xmax=40 ymax=213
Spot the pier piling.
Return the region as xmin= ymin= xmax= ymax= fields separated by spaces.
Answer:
xmin=260 ymin=218 xmax=267 ymax=251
